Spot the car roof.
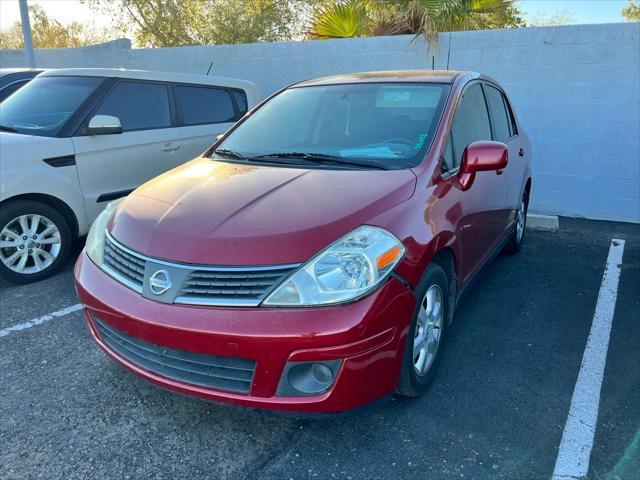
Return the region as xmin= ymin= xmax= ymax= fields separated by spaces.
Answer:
xmin=294 ymin=70 xmax=472 ymax=87
xmin=39 ymin=68 xmax=257 ymax=90
xmin=0 ymin=68 xmax=44 ymax=78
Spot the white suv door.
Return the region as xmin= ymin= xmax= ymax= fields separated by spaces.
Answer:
xmin=174 ymin=84 xmax=244 ymax=161
xmin=72 ymin=80 xmax=184 ymax=223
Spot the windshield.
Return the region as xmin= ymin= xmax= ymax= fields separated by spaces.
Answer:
xmin=0 ymin=76 xmax=103 ymax=137
xmin=215 ymin=82 xmax=450 ymax=169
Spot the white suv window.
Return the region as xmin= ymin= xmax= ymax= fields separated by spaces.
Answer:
xmin=95 ymin=81 xmax=171 ymax=132
xmin=175 ymin=85 xmax=235 ymax=126
xmin=0 ymin=76 xmax=102 ymax=137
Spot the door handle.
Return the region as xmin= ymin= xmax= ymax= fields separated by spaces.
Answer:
xmin=518 ymin=148 xmax=525 ymax=157
xmin=160 ymin=143 xmax=180 ymax=152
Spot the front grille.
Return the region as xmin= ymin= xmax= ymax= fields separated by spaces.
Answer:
xmin=103 ymin=235 xmax=145 ymax=293
xmin=94 ymin=317 xmax=256 ymax=394
xmin=177 ymin=267 xmax=297 ymax=306
xmin=101 ymin=232 xmax=299 ymax=306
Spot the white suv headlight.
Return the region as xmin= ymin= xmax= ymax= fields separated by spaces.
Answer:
xmin=85 ymin=199 xmax=124 ymax=267
xmin=263 ymin=226 xmax=405 ymax=306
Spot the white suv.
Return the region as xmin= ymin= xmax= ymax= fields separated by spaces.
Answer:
xmin=0 ymin=68 xmax=259 ymax=283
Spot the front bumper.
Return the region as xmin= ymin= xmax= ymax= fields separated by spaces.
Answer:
xmin=74 ymin=252 xmax=416 ymax=413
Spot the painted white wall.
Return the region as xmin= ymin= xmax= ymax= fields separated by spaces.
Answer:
xmin=1 ymin=23 xmax=638 ymax=223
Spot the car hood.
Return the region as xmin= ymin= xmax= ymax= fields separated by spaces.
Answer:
xmin=109 ymin=157 xmax=416 ymax=265
xmin=0 ymin=131 xmax=47 ymax=146
xmin=0 ymin=131 xmax=63 ymax=160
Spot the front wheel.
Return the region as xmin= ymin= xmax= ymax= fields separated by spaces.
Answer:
xmin=0 ymin=200 xmax=72 ymax=284
xmin=396 ymin=263 xmax=450 ymax=397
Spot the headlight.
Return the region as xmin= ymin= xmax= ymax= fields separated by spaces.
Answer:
xmin=263 ymin=226 xmax=405 ymax=306
xmin=85 ymin=199 xmax=124 ymax=267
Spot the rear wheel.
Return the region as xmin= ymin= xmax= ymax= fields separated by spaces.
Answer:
xmin=0 ymin=200 xmax=72 ymax=284
xmin=504 ymin=188 xmax=529 ymax=254
xmin=396 ymin=263 xmax=450 ymax=397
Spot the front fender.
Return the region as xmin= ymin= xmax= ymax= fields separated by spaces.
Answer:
xmin=367 ymin=184 xmax=463 ymax=290
xmin=0 ymin=134 xmax=89 ymax=235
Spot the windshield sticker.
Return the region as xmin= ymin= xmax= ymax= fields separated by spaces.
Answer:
xmin=339 ymin=146 xmax=396 ymax=158
xmin=383 ymin=91 xmax=411 ymax=102
xmin=414 ymin=133 xmax=428 ymax=151
xmin=375 ymin=87 xmax=442 ymax=108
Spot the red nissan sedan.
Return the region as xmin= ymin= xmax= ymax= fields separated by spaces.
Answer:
xmin=75 ymin=71 xmax=532 ymax=413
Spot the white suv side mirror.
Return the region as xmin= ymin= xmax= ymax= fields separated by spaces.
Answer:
xmin=87 ymin=115 xmax=123 ymax=135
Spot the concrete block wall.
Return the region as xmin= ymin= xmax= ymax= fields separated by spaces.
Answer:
xmin=1 ymin=23 xmax=639 ymax=222
xmin=0 ymin=38 xmax=132 ymax=68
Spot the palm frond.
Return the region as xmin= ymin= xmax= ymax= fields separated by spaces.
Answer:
xmin=398 ymin=0 xmax=438 ymax=42
xmin=307 ymin=1 xmax=369 ymax=39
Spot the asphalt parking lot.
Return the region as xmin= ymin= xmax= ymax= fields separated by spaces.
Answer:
xmin=1 ymin=217 xmax=638 ymax=480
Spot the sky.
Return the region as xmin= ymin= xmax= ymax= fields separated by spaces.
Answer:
xmin=0 ymin=0 xmax=631 ymax=31
xmin=517 ymin=0 xmax=627 ymax=23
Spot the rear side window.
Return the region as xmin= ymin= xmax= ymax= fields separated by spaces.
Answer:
xmin=96 ymin=81 xmax=171 ymax=131
xmin=231 ymin=90 xmax=248 ymax=116
xmin=448 ymin=83 xmax=492 ymax=169
xmin=176 ymin=85 xmax=236 ymax=125
xmin=484 ymin=85 xmax=511 ymax=142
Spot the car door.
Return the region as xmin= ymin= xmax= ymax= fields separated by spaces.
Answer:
xmin=441 ymin=82 xmax=509 ymax=283
xmin=484 ymin=83 xmax=527 ymax=231
xmin=174 ymin=84 xmax=245 ymax=161
xmin=72 ymin=79 xmax=184 ymax=223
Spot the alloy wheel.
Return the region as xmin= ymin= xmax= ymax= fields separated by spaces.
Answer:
xmin=0 ymin=214 xmax=62 ymax=274
xmin=413 ymin=284 xmax=444 ymax=376
xmin=516 ymin=195 xmax=526 ymax=243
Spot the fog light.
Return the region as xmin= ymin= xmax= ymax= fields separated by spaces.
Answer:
xmin=312 ymin=363 xmax=333 ymax=384
xmin=276 ymin=360 xmax=342 ymax=396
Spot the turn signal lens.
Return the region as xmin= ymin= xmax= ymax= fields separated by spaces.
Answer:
xmin=376 ymin=245 xmax=402 ymax=270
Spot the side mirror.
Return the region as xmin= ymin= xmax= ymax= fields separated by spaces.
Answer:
xmin=87 ymin=115 xmax=122 ymax=135
xmin=458 ymin=141 xmax=508 ymax=190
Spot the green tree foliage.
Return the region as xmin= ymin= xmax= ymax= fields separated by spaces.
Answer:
xmin=622 ymin=0 xmax=640 ymax=21
xmin=307 ymin=0 xmax=525 ymax=40
xmin=0 ymin=4 xmax=108 ymax=49
xmin=85 ymin=0 xmax=313 ymax=47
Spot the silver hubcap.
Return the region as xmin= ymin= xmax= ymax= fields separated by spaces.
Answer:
xmin=0 ymin=214 xmax=61 ymax=274
xmin=413 ymin=285 xmax=444 ymax=376
xmin=516 ymin=196 xmax=526 ymax=242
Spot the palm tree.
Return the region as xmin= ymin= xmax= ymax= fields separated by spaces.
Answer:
xmin=307 ymin=0 xmax=523 ymax=41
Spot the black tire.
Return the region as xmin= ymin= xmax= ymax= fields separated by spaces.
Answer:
xmin=0 ymin=200 xmax=73 ymax=284
xmin=396 ymin=263 xmax=450 ymax=397
xmin=504 ymin=188 xmax=530 ymax=254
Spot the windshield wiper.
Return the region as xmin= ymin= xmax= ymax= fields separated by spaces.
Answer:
xmin=252 ymin=152 xmax=389 ymax=170
xmin=212 ymin=148 xmax=245 ymax=160
xmin=0 ymin=124 xmax=18 ymax=133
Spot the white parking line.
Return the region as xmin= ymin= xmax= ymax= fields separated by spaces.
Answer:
xmin=552 ymin=239 xmax=626 ymax=480
xmin=0 ymin=303 xmax=83 ymax=338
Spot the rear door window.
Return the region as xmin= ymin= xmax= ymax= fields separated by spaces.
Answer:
xmin=504 ymin=95 xmax=518 ymax=136
xmin=95 ymin=81 xmax=172 ymax=132
xmin=484 ymin=85 xmax=511 ymax=143
xmin=176 ymin=85 xmax=236 ymax=125
xmin=448 ymin=83 xmax=492 ymax=169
